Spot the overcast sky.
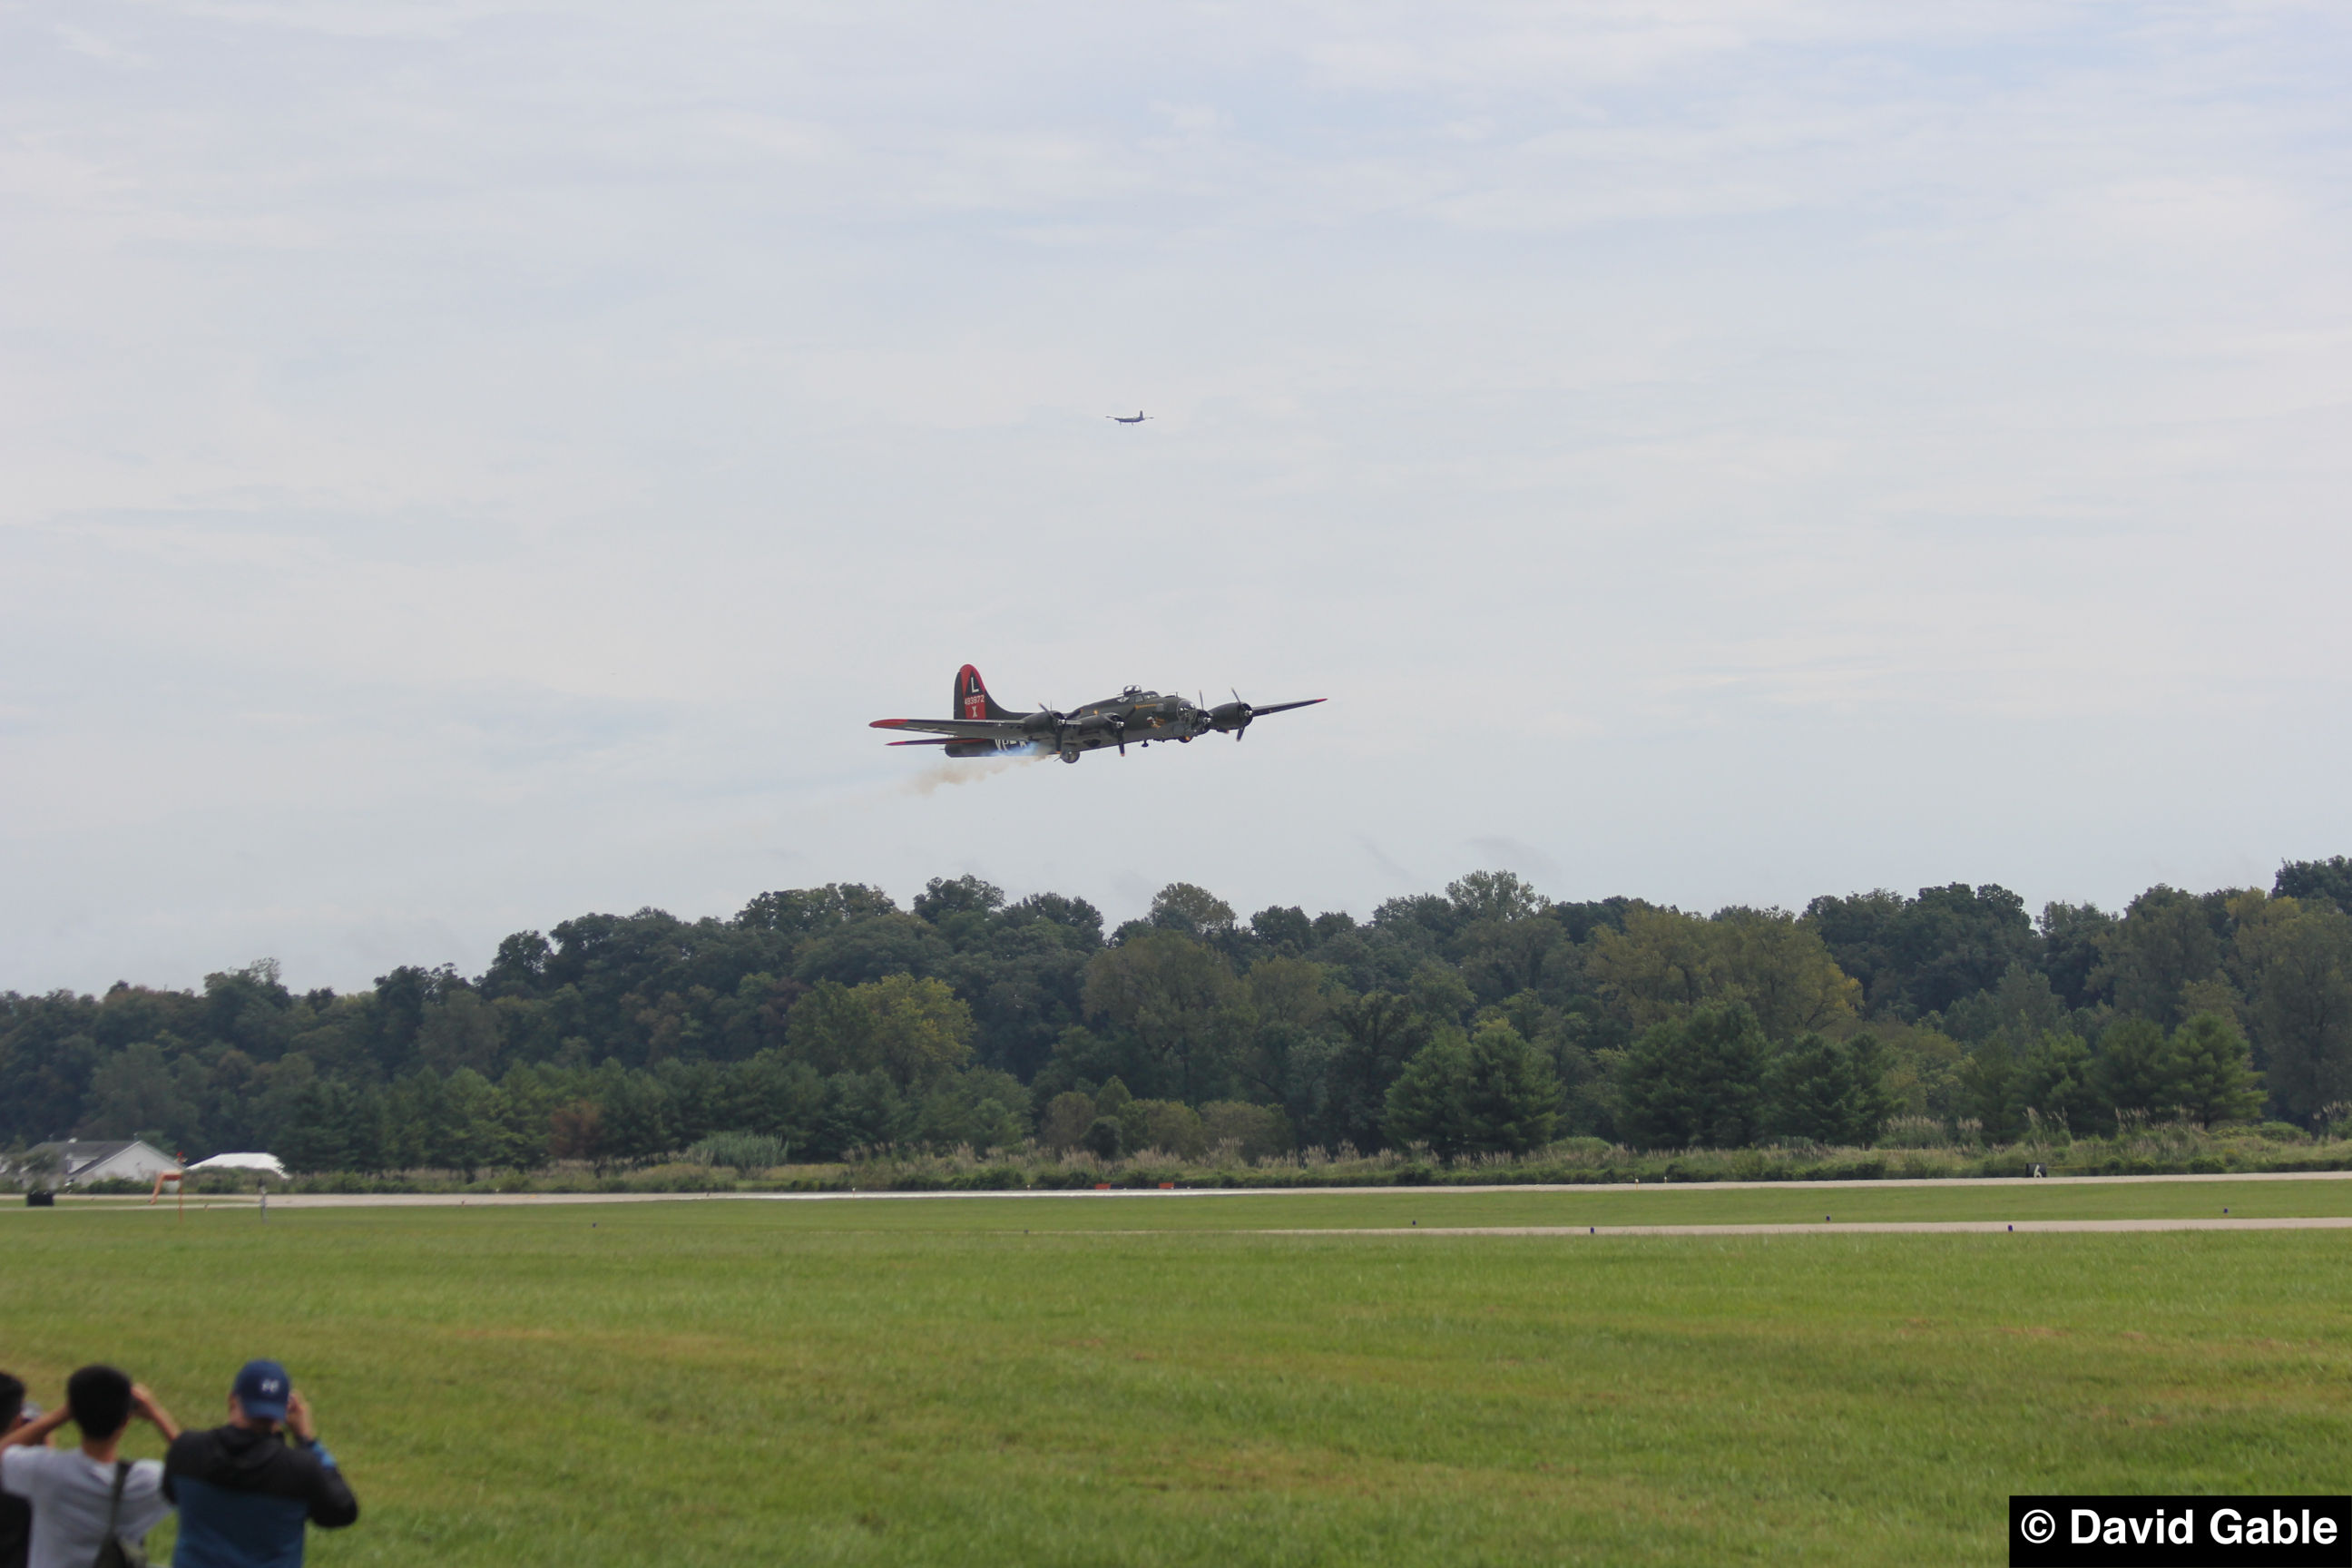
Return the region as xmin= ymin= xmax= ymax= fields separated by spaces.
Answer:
xmin=5 ymin=1 xmax=2347 ymax=995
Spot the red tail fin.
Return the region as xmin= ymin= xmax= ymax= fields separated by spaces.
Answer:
xmin=955 ymin=664 xmax=1015 ymax=720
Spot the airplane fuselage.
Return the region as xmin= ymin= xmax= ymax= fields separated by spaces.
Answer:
xmin=872 ymin=668 xmax=1323 ymax=763
xmin=973 ymin=689 xmax=1217 ymax=761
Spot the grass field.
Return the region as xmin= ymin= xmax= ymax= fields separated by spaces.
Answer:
xmin=6 ymin=1180 xmax=2349 ymax=1565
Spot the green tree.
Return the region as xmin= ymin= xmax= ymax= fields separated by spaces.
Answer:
xmin=273 ymin=1075 xmax=372 ymax=1173
xmin=1938 ymin=963 xmax=2070 ymax=1054
xmin=824 ymin=1070 xmax=913 ymax=1153
xmin=200 ymin=960 xmax=296 ymax=1062
xmin=1801 ymin=889 xmax=1906 ymax=1013
xmin=2013 ymin=1032 xmax=2103 ymax=1135
xmin=1586 ymin=907 xmax=1718 ymax=1024
xmin=1039 ymin=1090 xmax=1097 ymax=1150
xmin=1446 ymin=870 xmax=1550 ymax=925
xmin=1613 ymin=1004 xmax=1768 ymax=1150
xmin=2227 ymin=892 xmax=2352 ymax=1121
xmin=915 ymin=1068 xmax=1030 ymax=1152
xmin=2273 ymin=857 xmax=2352 ymax=912
xmin=1454 ymin=916 xmax=1568 ymax=1006
xmin=1589 ymin=908 xmax=1857 ymax=1038
xmin=416 ymin=988 xmax=503 ymax=1075
xmin=548 ymin=1099 xmax=604 ymax=1165
xmin=1886 ymin=884 xmax=2039 ymax=1017
xmin=1760 ymin=1034 xmax=1896 ymax=1146
xmin=1031 ymin=1024 xmax=1159 ymax=1102
xmin=1243 ymin=957 xmax=1328 ymax=1032
xmin=945 ymin=917 xmax=1092 ymax=1082
xmin=1381 ymin=1035 xmax=1473 ymax=1155
xmin=911 ymin=874 xmax=1006 ymax=926
xmin=1321 ymin=993 xmax=1434 ymax=1152
xmin=1957 ymin=1037 xmax=2022 ymax=1142
xmin=1132 ymin=1100 xmax=1208 ymax=1158
xmin=495 ymin=1063 xmax=558 ymax=1168
xmin=1843 ymin=1034 xmax=1901 ymax=1145
xmin=1248 ymin=906 xmax=1314 ymax=957
xmin=2093 ymin=1018 xmax=2176 ymax=1119
xmin=443 ymin=1068 xmax=514 ymax=1178
xmin=1383 ymin=1023 xmax=1562 ymax=1160
xmin=1805 ymin=885 xmax=2037 ymax=1018
xmin=2099 ymin=887 xmax=2230 ymax=1028
xmin=1147 ymin=883 xmax=1239 ymax=943
xmin=1082 ymin=931 xmax=1249 ymax=1102
xmin=1710 ymin=909 xmax=1862 ymax=1038
xmin=1873 ymin=1024 xmax=1966 ymax=1122
xmin=80 ymin=1040 xmax=202 ymax=1151
xmin=792 ymin=914 xmax=953 ymax=988
xmin=590 ymin=1062 xmax=673 ymax=1162
xmin=862 ymin=975 xmax=977 ymax=1091
xmin=787 ymin=975 xmax=975 ymax=1092
xmin=2166 ymin=1014 xmax=2263 ymax=1126
xmin=729 ymin=1054 xmax=830 ymax=1152
xmin=2039 ymin=902 xmax=2118 ymax=1010
xmin=1082 ymin=1118 xmax=1122 ymax=1160
xmin=1093 ymin=1075 xmax=1132 ymax=1120
xmin=738 ymin=883 xmax=898 ymax=935
xmin=786 ymin=982 xmax=877 ymax=1077
xmin=1408 ymin=960 xmax=1476 ymax=1027
xmin=1198 ymin=1101 xmax=1292 ymax=1161
xmin=1453 ymin=1023 xmax=1563 ymax=1154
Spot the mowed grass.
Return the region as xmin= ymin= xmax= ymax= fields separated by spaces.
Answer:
xmin=4 ymin=1183 xmax=2347 ymax=1566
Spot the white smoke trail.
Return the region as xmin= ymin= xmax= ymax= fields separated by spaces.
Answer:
xmin=901 ymin=746 xmax=1049 ymax=796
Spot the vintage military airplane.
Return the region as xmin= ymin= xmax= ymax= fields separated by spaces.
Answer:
xmin=873 ymin=665 xmax=1325 ymax=764
xmin=1107 ymin=410 xmax=1152 ymax=424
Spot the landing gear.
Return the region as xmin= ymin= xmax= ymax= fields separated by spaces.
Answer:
xmin=1060 ymin=745 xmax=1081 ymax=764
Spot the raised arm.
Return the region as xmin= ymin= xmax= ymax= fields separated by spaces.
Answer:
xmin=0 ymin=1402 xmax=69 ymax=1453
xmin=286 ymin=1390 xmax=359 ymax=1528
xmin=130 ymin=1385 xmax=181 ymax=1444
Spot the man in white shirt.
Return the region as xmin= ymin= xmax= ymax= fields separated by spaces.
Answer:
xmin=0 ymin=1366 xmax=181 ymax=1568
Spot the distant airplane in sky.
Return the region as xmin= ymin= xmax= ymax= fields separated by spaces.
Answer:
xmin=874 ymin=664 xmax=1325 ymax=764
xmin=1107 ymin=410 xmax=1151 ymax=424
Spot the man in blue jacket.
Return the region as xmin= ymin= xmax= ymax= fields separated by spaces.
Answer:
xmin=162 ymin=1362 xmax=357 ymax=1568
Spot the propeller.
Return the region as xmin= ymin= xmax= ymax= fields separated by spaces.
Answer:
xmin=1208 ymin=690 xmax=1325 ymax=740
xmin=1022 ymin=701 xmax=1071 ymax=758
xmin=1207 ymin=688 xmax=1254 ymax=740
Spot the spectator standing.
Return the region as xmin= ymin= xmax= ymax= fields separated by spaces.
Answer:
xmin=0 ymin=1365 xmax=180 ymax=1568
xmin=163 ymin=1362 xmax=356 ymax=1568
xmin=0 ymin=1373 xmax=34 ymax=1568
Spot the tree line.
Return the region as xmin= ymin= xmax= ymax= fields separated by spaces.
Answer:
xmin=5 ymin=858 xmax=2349 ymax=1171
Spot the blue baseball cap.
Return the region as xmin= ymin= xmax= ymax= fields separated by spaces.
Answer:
xmin=232 ymin=1360 xmax=290 ymax=1423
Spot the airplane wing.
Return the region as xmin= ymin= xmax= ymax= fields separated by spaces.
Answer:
xmin=869 ymin=717 xmax=1033 ymax=740
xmin=1249 ymin=699 xmax=1326 ymax=717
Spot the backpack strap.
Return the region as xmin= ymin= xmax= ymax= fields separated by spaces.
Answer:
xmin=97 ymin=1461 xmax=129 ymax=1560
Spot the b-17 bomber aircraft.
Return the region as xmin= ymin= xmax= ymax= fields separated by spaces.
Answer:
xmin=873 ymin=665 xmax=1325 ymax=764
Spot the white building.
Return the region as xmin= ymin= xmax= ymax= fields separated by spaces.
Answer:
xmin=27 ymin=1140 xmax=181 ymax=1188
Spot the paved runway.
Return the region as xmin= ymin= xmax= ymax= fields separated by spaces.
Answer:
xmin=67 ymin=1166 xmax=2351 ymax=1210
xmin=1259 ymin=1217 xmax=2352 ymax=1236
xmin=30 ymin=1169 xmax=2351 ymax=1232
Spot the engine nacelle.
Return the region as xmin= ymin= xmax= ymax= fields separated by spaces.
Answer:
xmin=1208 ymin=701 xmax=1253 ymax=734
